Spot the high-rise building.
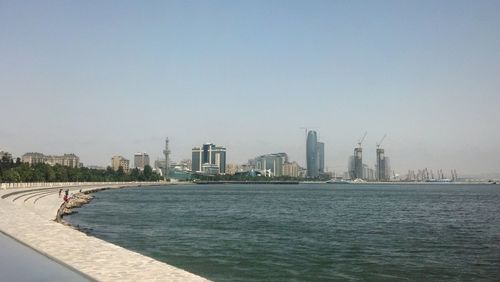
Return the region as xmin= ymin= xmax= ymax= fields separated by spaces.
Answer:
xmin=353 ymin=147 xmax=363 ymax=179
xmin=134 ymin=152 xmax=150 ymax=170
xmin=191 ymin=143 xmax=226 ymax=174
xmin=22 ymin=152 xmax=80 ymax=168
xmin=376 ymin=148 xmax=386 ymax=181
xmin=111 ymin=156 xmax=130 ymax=172
xmin=306 ymin=131 xmax=325 ymax=178
xmin=317 ymin=142 xmax=325 ymax=174
xmin=376 ymin=148 xmax=391 ymax=181
xmin=306 ymin=131 xmax=319 ymax=178
xmin=255 ymin=153 xmax=288 ymax=177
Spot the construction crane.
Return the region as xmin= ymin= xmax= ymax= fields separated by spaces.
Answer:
xmin=376 ymin=134 xmax=387 ymax=149
xmin=357 ymin=131 xmax=367 ymax=148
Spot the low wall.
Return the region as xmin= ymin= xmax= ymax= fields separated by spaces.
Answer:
xmin=0 ymin=181 xmax=159 ymax=190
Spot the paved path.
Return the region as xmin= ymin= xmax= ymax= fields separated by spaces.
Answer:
xmin=0 ymin=183 xmax=209 ymax=282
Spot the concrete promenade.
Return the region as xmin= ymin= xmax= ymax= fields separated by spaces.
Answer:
xmin=0 ymin=182 xmax=209 ymax=281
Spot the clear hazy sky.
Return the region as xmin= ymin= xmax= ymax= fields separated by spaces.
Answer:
xmin=1 ymin=0 xmax=499 ymax=176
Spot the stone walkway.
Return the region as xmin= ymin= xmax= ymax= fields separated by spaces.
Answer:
xmin=0 ymin=183 xmax=210 ymax=281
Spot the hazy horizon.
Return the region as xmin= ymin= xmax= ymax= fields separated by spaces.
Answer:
xmin=1 ymin=0 xmax=500 ymax=176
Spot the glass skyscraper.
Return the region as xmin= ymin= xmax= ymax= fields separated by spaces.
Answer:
xmin=317 ymin=142 xmax=325 ymax=174
xmin=306 ymin=131 xmax=319 ymax=178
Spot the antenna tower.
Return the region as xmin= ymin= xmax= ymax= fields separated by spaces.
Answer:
xmin=163 ymin=138 xmax=171 ymax=180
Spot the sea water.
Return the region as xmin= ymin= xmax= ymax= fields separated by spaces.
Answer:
xmin=66 ymin=184 xmax=500 ymax=281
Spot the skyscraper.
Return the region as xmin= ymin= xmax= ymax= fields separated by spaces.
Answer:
xmin=376 ymin=148 xmax=391 ymax=181
xmin=192 ymin=143 xmax=226 ymax=174
xmin=306 ymin=131 xmax=319 ymax=178
xmin=317 ymin=142 xmax=325 ymax=174
xmin=354 ymin=147 xmax=363 ymax=179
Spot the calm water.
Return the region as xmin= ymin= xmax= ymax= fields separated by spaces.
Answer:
xmin=67 ymin=184 xmax=500 ymax=281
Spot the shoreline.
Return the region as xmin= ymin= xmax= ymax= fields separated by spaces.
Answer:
xmin=0 ymin=182 xmax=210 ymax=282
xmin=56 ymin=187 xmax=115 ymax=224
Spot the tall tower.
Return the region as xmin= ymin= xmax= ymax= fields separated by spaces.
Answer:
xmin=376 ymin=148 xmax=386 ymax=181
xmin=376 ymin=134 xmax=388 ymax=181
xmin=354 ymin=147 xmax=363 ymax=179
xmin=317 ymin=142 xmax=325 ymax=174
xmin=306 ymin=131 xmax=319 ymax=178
xmin=163 ymin=138 xmax=171 ymax=180
xmin=352 ymin=132 xmax=367 ymax=180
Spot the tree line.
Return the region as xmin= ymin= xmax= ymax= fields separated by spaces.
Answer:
xmin=0 ymin=156 xmax=161 ymax=183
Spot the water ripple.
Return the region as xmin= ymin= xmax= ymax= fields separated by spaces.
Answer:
xmin=67 ymin=184 xmax=500 ymax=281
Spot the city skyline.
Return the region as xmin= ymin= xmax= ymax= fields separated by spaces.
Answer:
xmin=1 ymin=1 xmax=500 ymax=176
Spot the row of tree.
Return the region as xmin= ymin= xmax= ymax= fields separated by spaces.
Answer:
xmin=0 ymin=156 xmax=161 ymax=183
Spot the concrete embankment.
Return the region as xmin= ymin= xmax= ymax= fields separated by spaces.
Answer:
xmin=0 ymin=182 xmax=209 ymax=281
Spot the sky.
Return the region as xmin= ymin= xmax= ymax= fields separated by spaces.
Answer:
xmin=1 ymin=0 xmax=500 ymax=176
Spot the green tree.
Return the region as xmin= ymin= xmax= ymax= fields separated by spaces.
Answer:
xmin=45 ymin=165 xmax=56 ymax=182
xmin=53 ymin=165 xmax=68 ymax=182
xmin=130 ymin=168 xmax=140 ymax=181
xmin=3 ymin=169 xmax=21 ymax=182
xmin=143 ymin=165 xmax=153 ymax=181
xmin=116 ymin=166 xmax=125 ymax=181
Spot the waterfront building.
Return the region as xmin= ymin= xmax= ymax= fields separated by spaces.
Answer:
xmin=154 ymin=159 xmax=167 ymax=175
xmin=348 ymin=156 xmax=354 ymax=179
xmin=201 ymin=163 xmax=220 ymax=175
xmin=111 ymin=156 xmax=130 ymax=172
xmin=179 ymin=159 xmax=192 ymax=170
xmin=226 ymin=164 xmax=243 ymax=175
xmin=282 ymin=161 xmax=300 ymax=177
xmin=353 ymin=147 xmax=363 ymax=179
xmin=317 ymin=142 xmax=325 ymax=174
xmin=22 ymin=152 xmax=80 ymax=168
xmin=255 ymin=153 xmax=288 ymax=177
xmin=363 ymin=164 xmax=375 ymax=181
xmin=376 ymin=148 xmax=391 ymax=181
xmin=191 ymin=143 xmax=226 ymax=174
xmin=306 ymin=131 xmax=319 ymax=178
xmin=306 ymin=131 xmax=326 ymax=178
xmin=134 ymin=152 xmax=150 ymax=170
